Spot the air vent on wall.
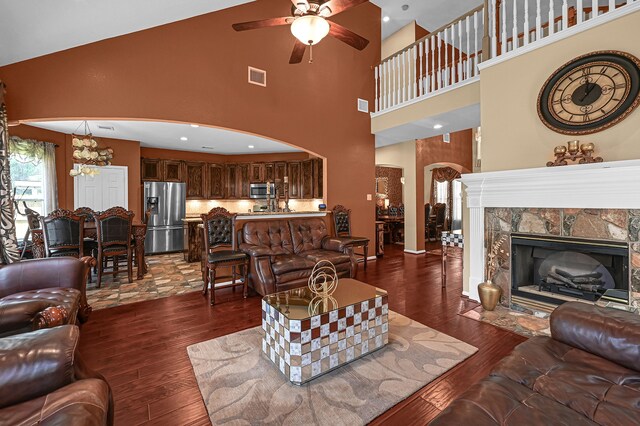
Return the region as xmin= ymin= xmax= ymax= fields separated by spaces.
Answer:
xmin=97 ymin=125 xmax=115 ymax=131
xmin=357 ymin=98 xmax=369 ymax=113
xmin=443 ymin=133 xmax=451 ymax=143
xmin=248 ymin=66 xmax=266 ymax=87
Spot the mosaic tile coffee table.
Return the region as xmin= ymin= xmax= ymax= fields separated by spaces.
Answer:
xmin=261 ymin=278 xmax=389 ymax=385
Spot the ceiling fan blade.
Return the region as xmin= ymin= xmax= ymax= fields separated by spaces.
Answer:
xmin=232 ymin=17 xmax=293 ymax=31
xmin=291 ymin=0 xmax=310 ymax=12
xmin=289 ymin=40 xmax=307 ymax=64
xmin=328 ymin=22 xmax=369 ymax=50
xmin=319 ymin=0 xmax=368 ymax=17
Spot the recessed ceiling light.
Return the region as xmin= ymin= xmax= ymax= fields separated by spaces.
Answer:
xmin=191 ymin=124 xmax=199 ymax=128
xmin=248 ymin=145 xmax=255 ymax=149
xmin=433 ymin=124 xmax=443 ymax=129
xmin=383 ymin=16 xmax=390 ymax=22
xmin=180 ymin=136 xmax=188 ymax=141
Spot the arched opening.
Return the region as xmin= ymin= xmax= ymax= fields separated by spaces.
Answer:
xmin=375 ymin=163 xmax=405 ymax=247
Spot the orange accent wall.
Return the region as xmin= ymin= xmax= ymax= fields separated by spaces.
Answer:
xmin=10 ymin=125 xmax=142 ymax=220
xmin=415 ymin=129 xmax=473 ymax=250
xmin=0 ymin=0 xmax=381 ymax=244
xmin=140 ymin=147 xmax=312 ymax=163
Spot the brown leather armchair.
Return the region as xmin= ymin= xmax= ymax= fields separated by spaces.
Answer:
xmin=0 ymin=325 xmax=113 ymax=425
xmin=239 ymin=218 xmax=357 ymax=296
xmin=0 ymin=257 xmax=95 ymax=323
xmin=430 ymin=302 xmax=640 ymax=425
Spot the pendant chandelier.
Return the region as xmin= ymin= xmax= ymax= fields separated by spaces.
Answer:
xmin=69 ymin=121 xmax=113 ymax=177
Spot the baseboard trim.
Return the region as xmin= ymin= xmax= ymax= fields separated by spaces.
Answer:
xmin=404 ymin=249 xmax=426 ymax=255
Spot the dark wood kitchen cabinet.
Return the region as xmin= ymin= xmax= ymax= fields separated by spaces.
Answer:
xmin=185 ymin=162 xmax=206 ymax=199
xmin=313 ymin=158 xmax=323 ymax=199
xmin=264 ymin=163 xmax=275 ymax=182
xmin=274 ymin=162 xmax=287 ymax=195
xmin=141 ymin=158 xmax=163 ymax=181
xmin=288 ymin=162 xmax=300 ymax=199
xmin=300 ymin=159 xmax=314 ymax=199
xmin=205 ymin=164 xmax=225 ymax=199
xmin=163 ymin=160 xmax=183 ymax=182
xmin=225 ymin=164 xmax=238 ymax=199
xmin=250 ymin=163 xmax=264 ymax=183
xmin=238 ymin=163 xmax=251 ymax=199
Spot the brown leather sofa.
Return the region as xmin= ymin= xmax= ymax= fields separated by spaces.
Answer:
xmin=430 ymin=302 xmax=640 ymax=425
xmin=0 ymin=325 xmax=113 ymax=425
xmin=0 ymin=257 xmax=94 ymax=323
xmin=239 ymin=217 xmax=358 ymax=295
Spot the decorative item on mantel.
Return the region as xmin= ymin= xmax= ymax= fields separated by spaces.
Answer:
xmin=546 ymin=140 xmax=603 ymax=167
xmin=478 ymin=226 xmax=509 ymax=311
xmin=307 ymin=260 xmax=339 ymax=316
xmin=69 ymin=121 xmax=114 ymax=177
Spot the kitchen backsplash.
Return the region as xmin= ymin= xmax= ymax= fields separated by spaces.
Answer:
xmin=185 ymin=199 xmax=324 ymax=216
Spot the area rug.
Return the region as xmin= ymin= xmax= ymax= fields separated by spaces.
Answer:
xmin=187 ymin=311 xmax=477 ymax=425
xmin=461 ymin=305 xmax=551 ymax=338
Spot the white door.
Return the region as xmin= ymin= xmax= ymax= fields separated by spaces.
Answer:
xmin=74 ymin=165 xmax=128 ymax=211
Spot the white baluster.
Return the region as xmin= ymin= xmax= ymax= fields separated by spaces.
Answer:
xmin=562 ymin=0 xmax=568 ymax=31
xmin=381 ymin=62 xmax=386 ymax=110
xmin=577 ymin=0 xmax=583 ymax=23
xmin=501 ymin=0 xmax=507 ymax=53
xmin=397 ymin=54 xmax=402 ymax=104
xmin=385 ymin=60 xmax=390 ymax=109
xmin=474 ymin=11 xmax=479 ymax=77
xmin=411 ymin=46 xmax=416 ymax=99
xmin=443 ymin=29 xmax=449 ymax=87
xmin=459 ymin=19 xmax=464 ymax=82
xmin=549 ymin=0 xmax=555 ymax=35
xmin=523 ymin=0 xmax=529 ymax=45
xmin=592 ymin=0 xmax=598 ymax=19
xmin=451 ymin=23 xmax=457 ymax=84
xmin=609 ymin=0 xmax=615 ymax=13
xmin=419 ymin=41 xmax=424 ymax=97
xmin=436 ymin=33 xmax=441 ymax=90
xmin=374 ymin=65 xmax=379 ymax=112
xmin=491 ymin=0 xmax=497 ymax=58
xmin=536 ymin=0 xmax=542 ymax=41
xmin=431 ymin=35 xmax=436 ymax=91
xmin=465 ymin=16 xmax=471 ymax=80
xmin=512 ymin=0 xmax=518 ymax=51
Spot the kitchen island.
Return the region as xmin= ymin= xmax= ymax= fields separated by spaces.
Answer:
xmin=183 ymin=211 xmax=330 ymax=263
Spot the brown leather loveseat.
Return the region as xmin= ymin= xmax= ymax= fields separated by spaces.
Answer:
xmin=239 ymin=217 xmax=357 ymax=295
xmin=431 ymin=302 xmax=640 ymax=425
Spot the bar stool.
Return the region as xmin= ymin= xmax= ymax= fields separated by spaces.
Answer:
xmin=201 ymin=207 xmax=249 ymax=305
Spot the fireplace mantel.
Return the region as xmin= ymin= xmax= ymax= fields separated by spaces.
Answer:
xmin=461 ymin=160 xmax=640 ymax=302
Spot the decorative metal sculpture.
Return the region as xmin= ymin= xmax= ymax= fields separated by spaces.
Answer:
xmin=307 ymin=260 xmax=339 ymax=316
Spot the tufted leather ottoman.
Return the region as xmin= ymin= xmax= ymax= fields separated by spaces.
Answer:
xmin=1 ymin=288 xmax=81 ymax=326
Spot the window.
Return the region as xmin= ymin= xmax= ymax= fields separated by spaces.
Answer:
xmin=8 ymin=136 xmax=58 ymax=243
xmin=10 ymin=156 xmax=45 ymax=241
xmin=451 ymin=179 xmax=462 ymax=231
xmin=435 ymin=180 xmax=448 ymax=205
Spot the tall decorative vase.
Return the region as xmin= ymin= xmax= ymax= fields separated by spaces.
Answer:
xmin=478 ymin=280 xmax=501 ymax=311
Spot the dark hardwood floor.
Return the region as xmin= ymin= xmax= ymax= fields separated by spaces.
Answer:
xmin=78 ymin=244 xmax=526 ymax=425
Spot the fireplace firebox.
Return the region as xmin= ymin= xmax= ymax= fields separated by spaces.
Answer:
xmin=511 ymin=234 xmax=629 ymax=305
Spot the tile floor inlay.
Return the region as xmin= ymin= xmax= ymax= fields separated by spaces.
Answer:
xmin=86 ymin=253 xmax=204 ymax=309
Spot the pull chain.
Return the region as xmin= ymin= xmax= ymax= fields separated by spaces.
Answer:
xmin=309 ymin=42 xmax=313 ymax=64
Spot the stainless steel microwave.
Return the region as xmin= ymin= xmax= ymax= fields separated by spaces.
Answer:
xmin=249 ymin=183 xmax=276 ymax=199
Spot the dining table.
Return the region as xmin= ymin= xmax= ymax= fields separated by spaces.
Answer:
xmin=377 ymin=215 xmax=405 ymax=243
xmin=31 ymin=222 xmax=148 ymax=280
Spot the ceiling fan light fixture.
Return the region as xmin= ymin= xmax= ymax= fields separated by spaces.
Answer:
xmin=290 ymin=15 xmax=330 ymax=45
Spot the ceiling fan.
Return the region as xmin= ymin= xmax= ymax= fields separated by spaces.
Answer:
xmin=232 ymin=0 xmax=370 ymax=64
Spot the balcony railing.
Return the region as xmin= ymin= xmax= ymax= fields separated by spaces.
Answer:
xmin=374 ymin=0 xmax=637 ymax=114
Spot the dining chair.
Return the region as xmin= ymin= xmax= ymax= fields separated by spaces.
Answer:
xmin=200 ymin=207 xmax=249 ymax=306
xmin=332 ymin=204 xmax=370 ymax=270
xmin=427 ymin=203 xmax=447 ymax=239
xmin=94 ymin=207 xmax=134 ymax=287
xmin=39 ymin=209 xmax=85 ymax=258
xmin=74 ymin=207 xmax=98 ymax=258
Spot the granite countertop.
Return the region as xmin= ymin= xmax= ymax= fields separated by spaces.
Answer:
xmin=183 ymin=211 xmax=327 ymax=222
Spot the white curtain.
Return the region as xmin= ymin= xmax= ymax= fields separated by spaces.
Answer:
xmin=42 ymin=142 xmax=58 ymax=213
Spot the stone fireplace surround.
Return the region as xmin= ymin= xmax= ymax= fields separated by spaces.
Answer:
xmin=461 ymin=160 xmax=640 ymax=310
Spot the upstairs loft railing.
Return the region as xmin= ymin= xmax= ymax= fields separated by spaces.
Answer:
xmin=374 ymin=0 xmax=637 ymax=114
xmin=375 ymin=5 xmax=485 ymax=114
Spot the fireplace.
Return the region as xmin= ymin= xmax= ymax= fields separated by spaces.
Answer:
xmin=511 ymin=233 xmax=629 ymax=305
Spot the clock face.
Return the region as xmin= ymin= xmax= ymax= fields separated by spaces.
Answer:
xmin=538 ymin=51 xmax=640 ymax=135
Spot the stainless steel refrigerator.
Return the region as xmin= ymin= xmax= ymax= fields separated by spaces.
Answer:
xmin=143 ymin=182 xmax=186 ymax=254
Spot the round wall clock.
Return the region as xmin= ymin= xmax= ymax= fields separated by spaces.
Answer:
xmin=537 ymin=50 xmax=640 ymax=135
